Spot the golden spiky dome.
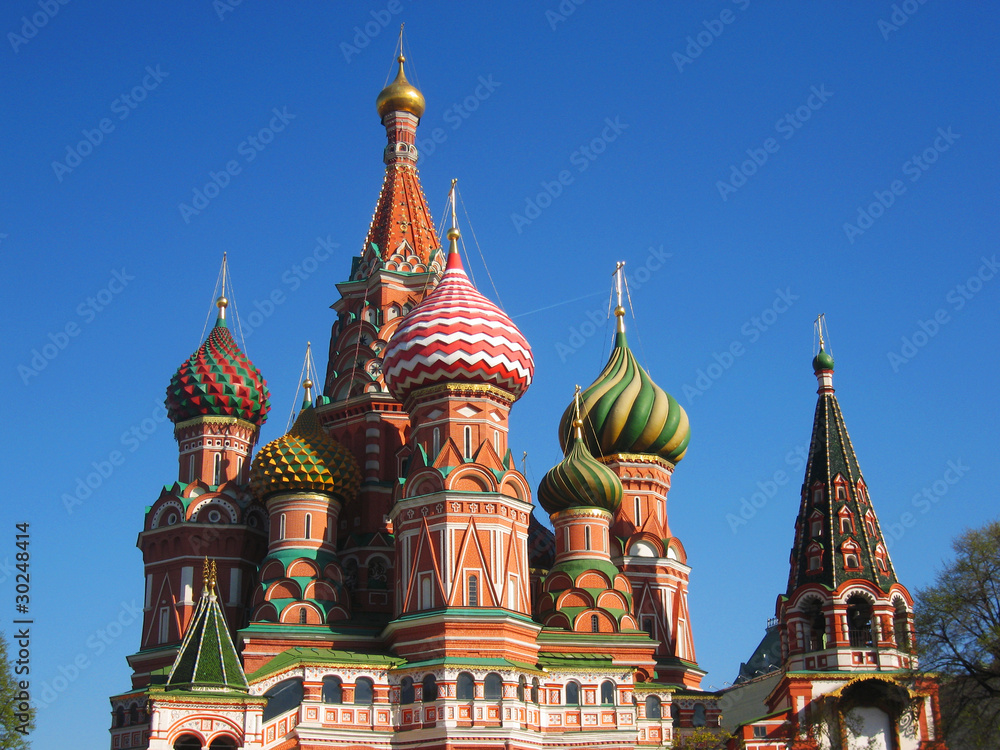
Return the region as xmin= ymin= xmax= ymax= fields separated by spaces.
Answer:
xmin=376 ymin=56 xmax=425 ymax=120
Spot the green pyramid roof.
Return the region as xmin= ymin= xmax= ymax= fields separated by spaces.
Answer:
xmin=166 ymin=563 xmax=249 ymax=693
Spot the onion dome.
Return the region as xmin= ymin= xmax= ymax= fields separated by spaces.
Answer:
xmin=249 ymin=404 xmax=360 ymax=504
xmin=166 ymin=297 xmax=270 ymax=426
xmin=383 ymin=231 xmax=534 ymax=403
xmin=559 ymin=306 xmax=689 ymax=463
xmin=376 ymin=56 xmax=425 ymax=120
xmin=813 ymin=347 xmax=835 ymax=372
xmin=538 ymin=416 xmax=624 ymax=515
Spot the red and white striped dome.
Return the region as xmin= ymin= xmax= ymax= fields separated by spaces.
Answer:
xmin=383 ymin=250 xmax=533 ymax=402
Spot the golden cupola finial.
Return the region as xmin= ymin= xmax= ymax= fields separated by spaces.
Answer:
xmin=376 ymin=54 xmax=426 ymax=120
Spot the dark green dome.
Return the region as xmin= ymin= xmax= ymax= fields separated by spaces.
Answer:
xmin=538 ymin=423 xmax=623 ymax=515
xmin=813 ymin=348 xmax=835 ymax=372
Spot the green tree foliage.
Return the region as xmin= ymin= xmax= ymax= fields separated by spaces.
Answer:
xmin=0 ymin=632 xmax=32 ymax=749
xmin=671 ymin=726 xmax=734 ymax=750
xmin=916 ymin=519 xmax=1000 ymax=748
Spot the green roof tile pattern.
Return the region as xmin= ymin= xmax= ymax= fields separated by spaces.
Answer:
xmin=166 ymin=315 xmax=270 ymax=426
xmin=538 ymin=423 xmax=623 ymax=514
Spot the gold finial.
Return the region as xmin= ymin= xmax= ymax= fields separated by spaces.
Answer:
xmin=612 ymin=262 xmax=627 ymax=334
xmin=446 ymin=179 xmax=461 ymax=244
xmin=209 ymin=560 xmax=217 ymax=596
xmin=376 ymin=35 xmax=425 ymax=119
xmin=815 ymin=313 xmax=827 ymax=350
xmin=572 ymin=385 xmax=584 ymax=439
xmin=202 ymin=557 xmax=212 ymax=594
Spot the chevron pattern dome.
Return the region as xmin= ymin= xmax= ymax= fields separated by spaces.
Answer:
xmin=250 ymin=406 xmax=360 ymax=503
xmin=559 ymin=316 xmax=689 ymax=463
xmin=383 ymin=250 xmax=533 ymax=402
xmin=538 ymin=425 xmax=623 ymax=515
xmin=166 ymin=315 xmax=270 ymax=427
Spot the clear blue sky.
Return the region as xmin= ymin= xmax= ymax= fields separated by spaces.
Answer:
xmin=1 ymin=2 xmax=997 ymax=746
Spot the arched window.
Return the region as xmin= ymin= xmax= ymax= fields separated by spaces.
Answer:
xmin=129 ymin=705 xmax=139 ymax=724
xmin=468 ymin=575 xmax=478 ymax=606
xmin=645 ymin=695 xmax=661 ymax=719
xmin=213 ymin=453 xmax=222 ymax=485
xmin=670 ymin=702 xmax=680 ymax=724
xmin=803 ymin=598 xmax=826 ymax=651
xmin=601 ymin=680 xmax=615 ymax=705
xmin=322 ymin=676 xmax=342 ymax=703
xmin=464 ymin=426 xmax=472 ymax=459
xmin=894 ymin=602 xmax=910 ymax=649
xmin=531 ymin=677 xmax=540 ymax=704
xmin=354 ymin=677 xmax=374 ymax=704
xmin=115 ymin=706 xmax=125 ymax=727
xmin=518 ymin=676 xmax=526 ymax=701
xmin=263 ymin=678 xmax=304 ymax=721
xmin=847 ymin=594 xmax=873 ymax=647
xmin=565 ymin=681 xmax=580 ymax=706
xmin=173 ymin=736 xmax=202 ymax=750
xmin=422 ymin=674 xmax=438 ymax=701
xmin=400 ymin=676 xmax=414 ymax=704
xmin=368 ymin=558 xmax=388 ymax=589
xmin=304 ymin=514 xmax=311 ymax=539
xmin=484 ymin=672 xmax=502 ymax=700
xmin=693 ymin=703 xmax=706 ymax=727
xmin=457 ymin=672 xmax=475 ymax=700
xmin=298 ymin=608 xmax=308 ymax=624
xmin=209 ymin=738 xmax=237 ymax=749
xmin=845 ymin=552 xmax=860 ymax=569
xmin=591 ymin=614 xmax=600 ymax=633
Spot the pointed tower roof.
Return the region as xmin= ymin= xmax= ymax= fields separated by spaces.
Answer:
xmin=787 ymin=343 xmax=898 ymax=594
xmin=166 ymin=295 xmax=271 ymax=427
xmin=352 ymin=53 xmax=440 ymax=280
xmin=166 ymin=560 xmax=249 ymax=693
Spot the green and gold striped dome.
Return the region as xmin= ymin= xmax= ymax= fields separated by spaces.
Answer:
xmin=538 ymin=419 xmax=624 ymax=515
xmin=559 ymin=308 xmax=689 ymax=463
xmin=250 ymin=405 xmax=360 ymax=504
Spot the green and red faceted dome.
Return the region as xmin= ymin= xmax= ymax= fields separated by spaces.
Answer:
xmin=165 ymin=298 xmax=270 ymax=426
xmin=538 ymin=419 xmax=624 ymax=515
xmin=559 ymin=307 xmax=689 ymax=463
xmin=383 ymin=247 xmax=534 ymax=402
xmin=250 ymin=404 xmax=360 ymax=503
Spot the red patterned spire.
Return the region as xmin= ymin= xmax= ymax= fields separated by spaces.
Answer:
xmin=351 ymin=56 xmax=440 ymax=281
xmin=382 ymin=215 xmax=533 ymax=403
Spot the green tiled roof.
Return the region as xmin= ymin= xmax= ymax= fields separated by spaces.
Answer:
xmin=247 ymin=647 xmax=400 ymax=682
xmin=166 ymin=570 xmax=248 ymax=693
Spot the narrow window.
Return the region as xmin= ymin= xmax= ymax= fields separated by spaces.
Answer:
xmin=400 ymin=677 xmax=414 ymax=704
xmin=432 ymin=428 xmax=440 ymax=456
xmin=591 ymin=614 xmax=600 ymax=632
xmin=601 ymin=681 xmax=615 ymax=705
xmin=531 ymin=678 xmax=540 ymax=704
xmin=645 ymin=695 xmax=661 ymax=719
xmin=468 ymin=575 xmax=479 ymax=607
xmin=837 ymin=486 xmax=847 ymax=500
xmin=565 ymin=681 xmax=580 ymax=706
xmin=494 ymin=430 xmax=500 ymax=453
xmin=693 ymin=703 xmax=706 ymax=727
xmin=322 ymin=676 xmax=342 ymax=703
xmin=811 ymin=519 xmax=822 ymax=537
xmin=354 ymin=678 xmax=374 ymax=704
xmin=642 ymin=617 xmax=655 ymax=636
xmin=845 ymin=553 xmax=859 ymax=569
xmin=304 ymin=514 xmax=312 ymax=539
xmin=840 ymin=517 xmax=852 ymax=534
xmin=420 ymin=575 xmax=432 ymax=610
xmin=518 ymin=676 xmax=526 ymax=701
xmin=464 ymin=426 xmax=472 ymax=459
xmin=213 ymin=453 xmax=222 ymax=485
xmin=457 ymin=672 xmax=475 ymax=700
xmin=236 ymin=456 xmax=243 ymax=479
xmin=279 ymin=514 xmax=286 ymax=540
xmin=187 ymin=454 xmax=195 ymax=483
xmin=585 ymin=526 xmax=592 ymax=550
xmin=298 ymin=608 xmax=307 ymax=624
xmin=422 ymin=674 xmax=438 ymax=701
xmin=634 ymin=497 xmax=641 ymax=526
xmin=484 ymin=673 xmax=502 ymax=700
xmin=158 ymin=607 xmax=170 ymax=643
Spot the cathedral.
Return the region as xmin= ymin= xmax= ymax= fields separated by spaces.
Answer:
xmin=108 ymin=51 xmax=946 ymax=750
